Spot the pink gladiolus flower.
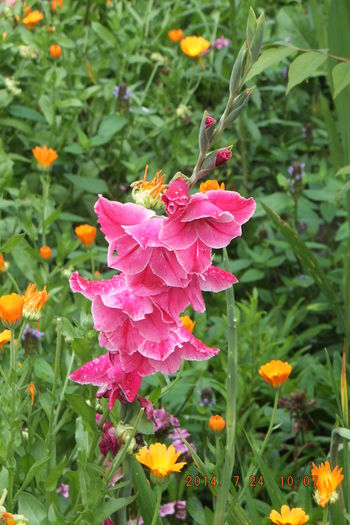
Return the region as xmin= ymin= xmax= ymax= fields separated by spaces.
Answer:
xmin=159 ymin=189 xmax=256 ymax=272
xmin=70 ymin=352 xmax=142 ymax=409
xmin=160 ymin=178 xmax=190 ymax=216
xmin=205 ymin=116 xmax=216 ymax=128
xmin=70 ymin=272 xmax=219 ymax=377
xmin=215 ymin=149 xmax=232 ymax=166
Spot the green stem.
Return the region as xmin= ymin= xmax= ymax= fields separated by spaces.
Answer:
xmin=151 ymin=485 xmax=162 ymax=525
xmin=90 ymin=249 xmax=95 ymax=275
xmin=323 ymin=506 xmax=328 ymax=525
xmin=46 ymin=318 xmax=62 ymax=479
xmin=239 ymin=114 xmax=249 ymax=195
xmin=7 ymin=272 xmax=21 ymax=294
xmin=87 ymin=405 xmax=108 ymax=462
xmin=41 ymin=174 xmax=50 ymax=246
xmin=213 ymin=248 xmax=237 ymax=525
xmin=15 ymin=320 xmax=26 ymax=354
xmin=7 ymin=328 xmax=16 ymax=512
xmin=83 ymin=0 xmax=91 ymax=25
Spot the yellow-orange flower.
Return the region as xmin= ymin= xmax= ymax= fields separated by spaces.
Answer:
xmin=180 ymin=36 xmax=210 ymax=58
xmin=22 ymin=10 xmax=44 ymax=29
xmin=51 ymin=0 xmax=63 ymax=11
xmin=1 ymin=512 xmax=16 ymax=525
xmin=136 ymin=443 xmax=186 ymax=479
xmin=2 ymin=33 xmax=7 ymax=40
xmin=0 ymin=253 xmax=8 ymax=272
xmin=75 ymin=224 xmax=97 ymax=246
xmin=259 ymin=360 xmax=292 ymax=387
xmin=180 ymin=315 xmax=195 ymax=333
xmin=94 ymin=270 xmax=101 ymax=278
xmin=0 ymin=294 xmax=24 ymax=328
xmin=200 ymin=180 xmax=225 ymax=193
xmin=0 ymin=330 xmax=11 ymax=349
xmin=27 ymin=382 xmax=36 ymax=405
xmin=40 ymin=246 xmax=52 ymax=260
xmin=168 ymin=29 xmax=184 ymax=42
xmin=209 ymin=414 xmax=226 ymax=432
xmin=23 ymin=284 xmax=49 ymax=320
xmin=49 ymin=44 xmax=62 ymax=58
xmin=32 ymin=145 xmax=58 ymax=169
xmin=131 ymin=164 xmax=168 ymax=210
xmin=312 ymin=460 xmax=344 ymax=508
xmin=268 ymin=505 xmax=309 ymax=525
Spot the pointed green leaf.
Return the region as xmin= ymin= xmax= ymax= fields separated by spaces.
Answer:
xmin=286 ymin=51 xmax=327 ymax=94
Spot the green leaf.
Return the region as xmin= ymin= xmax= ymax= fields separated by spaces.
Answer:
xmin=33 ymin=357 xmax=54 ymax=382
xmin=93 ymin=496 xmax=136 ymax=523
xmin=187 ymin=495 xmax=207 ymax=524
xmin=246 ymin=46 xmax=296 ymax=81
xmin=18 ymin=493 xmax=46 ymax=525
xmin=332 ymin=62 xmax=350 ymax=98
xmin=336 ymin=165 xmax=350 ymax=177
xmin=64 ymin=174 xmax=109 ymax=194
xmin=15 ymin=456 xmax=49 ymax=498
xmin=0 ymin=118 xmax=33 ymax=136
xmin=0 ymin=233 xmax=24 ymax=253
xmin=91 ymin=21 xmax=116 ymax=47
xmin=66 ymin=394 xmax=97 ymax=432
xmin=45 ymin=455 xmax=67 ymax=492
xmin=39 ymin=94 xmax=54 ymax=126
xmin=129 ymin=458 xmax=161 ymax=525
xmin=286 ymin=51 xmax=327 ymax=94
xmin=261 ymin=202 xmax=345 ymax=328
xmin=9 ymin=105 xmax=45 ymax=123
xmin=239 ymin=269 xmax=265 ymax=283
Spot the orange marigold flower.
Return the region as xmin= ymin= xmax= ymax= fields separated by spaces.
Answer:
xmin=0 ymin=253 xmax=9 ymax=272
xmin=168 ymin=29 xmax=184 ymax=42
xmin=40 ymin=246 xmax=52 ymax=260
xmin=0 ymin=294 xmax=24 ymax=328
xmin=311 ymin=460 xmax=344 ymax=508
xmin=94 ymin=270 xmax=101 ymax=278
xmin=180 ymin=36 xmax=210 ymax=58
xmin=268 ymin=505 xmax=309 ymax=525
xmin=75 ymin=224 xmax=97 ymax=246
xmin=0 ymin=330 xmax=11 ymax=349
xmin=180 ymin=315 xmax=195 ymax=333
xmin=199 ymin=180 xmax=225 ymax=193
xmin=51 ymin=0 xmax=63 ymax=11
xmin=209 ymin=414 xmax=226 ymax=432
xmin=49 ymin=44 xmax=61 ymax=58
xmin=23 ymin=284 xmax=49 ymax=320
xmin=32 ymin=145 xmax=58 ymax=169
xmin=27 ymin=382 xmax=36 ymax=405
xmin=259 ymin=360 xmax=292 ymax=387
xmin=22 ymin=10 xmax=44 ymax=29
xmin=1 ymin=512 xmax=16 ymax=525
xmin=2 ymin=33 xmax=7 ymax=40
xmin=131 ymin=164 xmax=168 ymax=210
xmin=136 ymin=443 xmax=186 ymax=479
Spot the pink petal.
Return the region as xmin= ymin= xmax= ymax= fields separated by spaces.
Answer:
xmin=149 ymin=249 xmax=189 ymax=287
xmin=206 ymin=191 xmax=256 ymax=224
xmin=70 ymin=353 xmax=111 ymax=386
xmin=196 ymin=218 xmax=242 ymax=248
xmin=122 ymin=217 xmax=164 ymax=248
xmin=199 ymin=265 xmax=238 ymax=291
xmin=159 ymin=217 xmax=197 ymax=249
xmin=95 ymin=195 xmax=155 ymax=242
xmin=174 ymin=239 xmax=212 ymax=274
xmin=181 ymin=195 xmax=230 ymax=221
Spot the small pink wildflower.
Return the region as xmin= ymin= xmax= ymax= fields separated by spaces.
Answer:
xmin=212 ymin=35 xmax=229 ymax=49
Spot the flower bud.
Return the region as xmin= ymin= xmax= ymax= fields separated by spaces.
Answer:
xmin=229 ymin=44 xmax=247 ymax=97
xmin=205 ymin=116 xmax=216 ymax=129
xmin=225 ymin=87 xmax=255 ymax=126
xmin=251 ymin=12 xmax=265 ymax=63
xmin=215 ymin=149 xmax=232 ymax=167
xmin=246 ymin=7 xmax=256 ymax=47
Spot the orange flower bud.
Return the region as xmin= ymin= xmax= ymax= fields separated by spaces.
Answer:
xmin=32 ymin=145 xmax=58 ymax=169
xmin=0 ymin=293 xmax=24 ymax=328
xmin=27 ymin=382 xmax=36 ymax=405
xmin=22 ymin=10 xmax=44 ymax=30
xmin=49 ymin=43 xmax=61 ymax=58
xmin=168 ymin=29 xmax=184 ymax=42
xmin=23 ymin=284 xmax=49 ymax=320
xmin=199 ymin=180 xmax=225 ymax=193
xmin=209 ymin=414 xmax=226 ymax=432
xmin=40 ymin=246 xmax=52 ymax=259
xmin=75 ymin=224 xmax=97 ymax=246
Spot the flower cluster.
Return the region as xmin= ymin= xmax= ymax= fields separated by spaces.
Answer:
xmin=69 ymin=175 xmax=255 ymax=407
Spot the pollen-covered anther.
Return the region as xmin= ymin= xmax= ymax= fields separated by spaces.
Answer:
xmin=131 ymin=164 xmax=168 ymax=210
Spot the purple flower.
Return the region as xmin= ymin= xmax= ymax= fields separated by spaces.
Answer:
xmin=119 ymin=184 xmax=128 ymax=192
xmin=99 ymin=422 xmax=121 ymax=457
xmin=176 ymin=501 xmax=186 ymax=510
xmin=159 ymin=502 xmax=176 ymax=517
xmin=168 ymin=427 xmax=196 ymax=455
xmin=153 ymin=408 xmax=170 ymax=433
xmin=176 ymin=510 xmax=187 ymax=520
xmin=113 ymin=84 xmax=132 ymax=100
xmin=56 ymin=483 xmax=69 ymax=499
xmin=212 ymin=35 xmax=229 ymax=50
xmin=22 ymin=324 xmax=44 ymax=340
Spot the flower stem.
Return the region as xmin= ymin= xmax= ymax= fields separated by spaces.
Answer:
xmin=10 ymin=328 xmax=15 ymax=373
xmin=323 ymin=506 xmax=328 ymax=525
xmin=213 ymin=247 xmax=237 ymax=525
xmin=7 ymin=328 xmax=16 ymax=511
xmin=90 ymin=249 xmax=95 ymax=275
xmin=47 ymin=318 xmax=62 ymax=479
xmin=41 ymin=174 xmax=50 ymax=246
xmin=151 ymin=485 xmax=162 ymax=525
